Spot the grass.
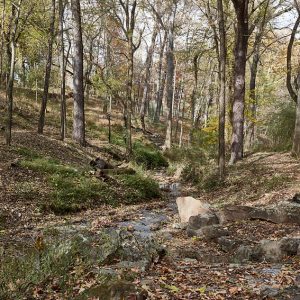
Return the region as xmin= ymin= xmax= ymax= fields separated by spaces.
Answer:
xmin=0 ymin=236 xmax=90 ymax=299
xmin=18 ymin=149 xmax=161 ymax=214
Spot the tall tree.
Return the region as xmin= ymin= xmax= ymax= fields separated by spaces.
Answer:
xmin=217 ymin=0 xmax=226 ymax=180
xmin=229 ymin=0 xmax=249 ymax=164
xmin=163 ymin=1 xmax=177 ymax=150
xmin=59 ymin=0 xmax=66 ymax=140
xmin=292 ymin=0 xmax=300 ymax=156
xmin=114 ymin=0 xmax=140 ymax=155
xmin=6 ymin=0 xmax=22 ymax=146
xmin=153 ymin=30 xmax=167 ymax=122
xmin=37 ymin=0 xmax=56 ymax=134
xmin=140 ymin=21 xmax=159 ymax=132
xmin=0 ymin=0 xmax=6 ymax=87
xmin=71 ymin=0 xmax=85 ymax=146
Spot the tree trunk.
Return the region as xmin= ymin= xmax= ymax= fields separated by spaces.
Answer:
xmin=0 ymin=0 xmax=6 ymax=87
xmin=59 ymin=0 xmax=66 ymax=140
xmin=292 ymin=73 xmax=300 ymax=156
xmin=189 ymin=52 xmax=200 ymax=145
xmin=5 ymin=0 xmax=22 ymax=146
xmin=140 ymin=23 xmax=158 ymax=131
xmin=154 ymin=31 xmax=167 ymax=122
xmin=163 ymin=12 xmax=176 ymax=150
xmin=71 ymin=0 xmax=85 ymax=146
xmin=38 ymin=0 xmax=56 ymax=134
xmin=6 ymin=40 xmax=15 ymax=146
xmin=229 ymin=0 xmax=249 ymax=164
xmin=217 ymin=0 xmax=226 ymax=180
xmin=287 ymin=15 xmax=300 ymax=103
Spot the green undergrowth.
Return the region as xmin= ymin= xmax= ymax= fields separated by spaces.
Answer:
xmin=0 ymin=237 xmax=89 ymax=299
xmin=133 ymin=141 xmax=168 ymax=169
xmin=17 ymin=147 xmax=161 ymax=214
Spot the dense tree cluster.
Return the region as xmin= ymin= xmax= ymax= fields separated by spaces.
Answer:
xmin=1 ymin=0 xmax=300 ymax=177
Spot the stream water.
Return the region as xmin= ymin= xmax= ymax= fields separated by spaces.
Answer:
xmin=118 ymin=182 xmax=181 ymax=237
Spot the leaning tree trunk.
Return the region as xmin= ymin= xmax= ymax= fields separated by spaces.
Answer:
xmin=229 ymin=0 xmax=249 ymax=164
xmin=71 ymin=0 xmax=85 ymax=146
xmin=38 ymin=0 xmax=56 ymax=134
xmin=287 ymin=15 xmax=300 ymax=103
xmin=293 ymin=73 xmax=300 ymax=156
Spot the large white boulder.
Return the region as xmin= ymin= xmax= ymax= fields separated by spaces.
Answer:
xmin=176 ymin=196 xmax=212 ymax=223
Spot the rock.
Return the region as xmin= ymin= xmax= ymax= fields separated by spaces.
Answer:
xmin=176 ymin=197 xmax=213 ymax=223
xmin=258 ymin=239 xmax=283 ymax=262
xmin=76 ymin=280 xmax=147 ymax=300
xmin=260 ymin=286 xmax=280 ymax=298
xmin=291 ymin=193 xmax=300 ymax=204
xmin=90 ymin=158 xmax=114 ymax=170
xmin=280 ymin=237 xmax=300 ymax=256
xmin=10 ymin=159 xmax=21 ymax=168
xmin=217 ymin=205 xmax=257 ymax=224
xmin=217 ymin=237 xmax=241 ymax=253
xmin=234 ymin=237 xmax=300 ymax=263
xmin=217 ymin=202 xmax=300 ymax=225
xmin=172 ymin=223 xmax=187 ymax=230
xmin=188 ymin=212 xmax=219 ymax=231
xmin=187 ymin=225 xmax=229 ymax=240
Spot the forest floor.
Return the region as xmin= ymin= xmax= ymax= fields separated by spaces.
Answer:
xmin=1 ymin=91 xmax=300 ymax=299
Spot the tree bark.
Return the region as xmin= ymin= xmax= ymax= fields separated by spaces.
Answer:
xmin=140 ymin=22 xmax=158 ymax=132
xmin=6 ymin=0 xmax=22 ymax=146
xmin=59 ymin=0 xmax=66 ymax=140
xmin=154 ymin=32 xmax=167 ymax=122
xmin=189 ymin=52 xmax=200 ymax=145
xmin=38 ymin=0 xmax=56 ymax=134
xmin=71 ymin=0 xmax=85 ymax=146
xmin=229 ymin=0 xmax=249 ymax=164
xmin=293 ymin=73 xmax=300 ymax=156
xmin=0 ymin=0 xmax=6 ymax=87
xmin=163 ymin=9 xmax=176 ymax=150
xmin=217 ymin=0 xmax=226 ymax=180
xmin=154 ymin=31 xmax=167 ymax=122
xmin=286 ymin=15 xmax=300 ymax=103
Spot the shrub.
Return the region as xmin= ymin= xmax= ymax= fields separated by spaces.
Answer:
xmin=265 ymin=103 xmax=295 ymax=151
xmin=181 ymin=163 xmax=203 ymax=185
xmin=115 ymin=174 xmax=161 ymax=203
xmin=133 ymin=142 xmax=168 ymax=169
